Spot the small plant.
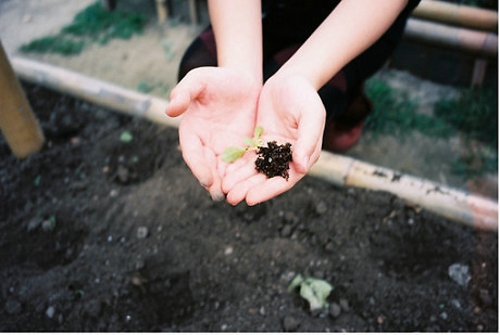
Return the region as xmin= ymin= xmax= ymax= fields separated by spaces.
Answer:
xmin=222 ymin=126 xmax=293 ymax=180
xmin=288 ymin=274 xmax=334 ymax=311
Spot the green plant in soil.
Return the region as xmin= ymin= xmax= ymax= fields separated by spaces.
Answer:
xmin=222 ymin=126 xmax=293 ymax=180
xmin=19 ymin=1 xmax=146 ymax=56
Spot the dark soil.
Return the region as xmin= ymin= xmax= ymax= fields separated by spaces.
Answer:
xmin=0 ymin=83 xmax=497 ymax=332
xmin=255 ymin=141 xmax=293 ymax=180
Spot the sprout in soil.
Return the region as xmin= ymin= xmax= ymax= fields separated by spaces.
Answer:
xmin=222 ymin=126 xmax=293 ymax=180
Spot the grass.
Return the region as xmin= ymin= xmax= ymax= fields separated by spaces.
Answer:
xmin=20 ymin=2 xmax=146 ymax=56
xmin=365 ymin=78 xmax=498 ymax=177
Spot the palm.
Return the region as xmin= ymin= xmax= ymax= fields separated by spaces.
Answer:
xmin=166 ymin=67 xmax=260 ymax=200
xmin=223 ymin=75 xmax=326 ymax=205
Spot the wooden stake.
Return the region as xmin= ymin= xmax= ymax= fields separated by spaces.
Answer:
xmin=0 ymin=41 xmax=44 ymax=158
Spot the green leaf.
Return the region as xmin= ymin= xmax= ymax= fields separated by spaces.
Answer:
xmin=120 ymin=131 xmax=133 ymax=143
xmin=288 ymin=275 xmax=333 ymax=311
xmin=254 ymin=125 xmax=264 ymax=140
xmin=221 ymin=146 xmax=246 ymax=163
xmin=244 ymin=136 xmax=258 ymax=148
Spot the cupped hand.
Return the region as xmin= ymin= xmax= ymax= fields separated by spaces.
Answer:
xmin=222 ymin=74 xmax=326 ymax=205
xmin=166 ymin=67 xmax=261 ymax=201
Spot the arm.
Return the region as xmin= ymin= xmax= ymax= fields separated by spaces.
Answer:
xmin=208 ymin=0 xmax=263 ymax=83
xmin=165 ymin=1 xmax=264 ymax=201
xmin=276 ymin=0 xmax=408 ymax=89
xmin=223 ymin=0 xmax=409 ymax=205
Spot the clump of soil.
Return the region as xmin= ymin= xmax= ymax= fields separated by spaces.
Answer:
xmin=255 ymin=141 xmax=293 ymax=180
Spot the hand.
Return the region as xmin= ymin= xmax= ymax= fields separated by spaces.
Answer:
xmin=166 ymin=67 xmax=261 ymax=201
xmin=222 ymin=74 xmax=326 ymax=205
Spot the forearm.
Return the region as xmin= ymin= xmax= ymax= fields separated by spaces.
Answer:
xmin=208 ymin=0 xmax=263 ymax=83
xmin=275 ymin=0 xmax=408 ymax=90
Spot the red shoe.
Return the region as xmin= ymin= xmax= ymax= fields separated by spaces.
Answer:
xmin=322 ymin=119 xmax=364 ymax=152
xmin=322 ymin=86 xmax=372 ymax=152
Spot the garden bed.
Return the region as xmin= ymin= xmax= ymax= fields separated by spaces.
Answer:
xmin=0 ymin=83 xmax=497 ymax=331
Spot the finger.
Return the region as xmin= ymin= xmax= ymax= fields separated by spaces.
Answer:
xmin=166 ymin=72 xmax=206 ymax=117
xmin=221 ymin=156 xmax=258 ymax=194
xmin=179 ymin=127 xmax=213 ymax=189
xmin=293 ymin=104 xmax=326 ymax=174
xmin=245 ymin=169 xmax=303 ymax=206
xmin=226 ymin=173 xmax=267 ymax=206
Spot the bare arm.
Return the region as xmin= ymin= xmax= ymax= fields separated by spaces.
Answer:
xmin=276 ymin=0 xmax=408 ymax=89
xmin=208 ymin=0 xmax=263 ymax=83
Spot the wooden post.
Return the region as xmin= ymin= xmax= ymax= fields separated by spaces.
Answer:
xmin=0 ymin=41 xmax=44 ymax=158
xmin=156 ymin=0 xmax=168 ymax=23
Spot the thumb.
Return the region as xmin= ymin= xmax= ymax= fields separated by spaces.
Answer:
xmin=292 ymin=103 xmax=326 ymax=175
xmin=165 ymin=71 xmax=206 ymax=117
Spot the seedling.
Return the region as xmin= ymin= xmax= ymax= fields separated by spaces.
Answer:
xmin=288 ymin=274 xmax=333 ymax=311
xmin=221 ymin=126 xmax=293 ymax=180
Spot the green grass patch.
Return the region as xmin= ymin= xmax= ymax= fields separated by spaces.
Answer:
xmin=434 ymin=87 xmax=498 ymax=148
xmin=365 ymin=78 xmax=498 ymax=177
xmin=364 ymin=79 xmax=456 ymax=140
xmin=19 ymin=1 xmax=146 ymax=55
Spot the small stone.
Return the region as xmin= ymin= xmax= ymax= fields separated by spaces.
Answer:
xmin=281 ymin=224 xmax=293 ymax=237
xmin=136 ymin=226 xmax=149 ymax=239
xmin=329 ymin=302 xmax=341 ymax=318
xmin=325 ymin=242 xmax=336 ymax=252
xmin=315 ymin=201 xmax=328 ymax=215
xmin=450 ymin=299 xmax=461 ymax=309
xmin=259 ymin=306 xmax=265 ymax=316
xmin=440 ymin=312 xmax=448 ymax=320
xmin=27 ymin=217 xmax=42 ymax=232
xmin=46 ymin=306 xmax=55 ymax=319
xmin=283 ymin=212 xmax=299 ymax=225
xmin=4 ymin=300 xmax=22 ymax=315
xmin=448 ymin=263 xmax=470 ymax=287
xmin=224 ymin=246 xmax=233 ymax=256
xmin=339 ymin=298 xmax=350 ymax=312
xmin=282 ymin=316 xmax=300 ymax=332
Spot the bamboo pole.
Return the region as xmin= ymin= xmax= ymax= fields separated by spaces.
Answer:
xmin=308 ymin=153 xmax=498 ymax=231
xmin=0 ymin=43 xmax=44 ymax=159
xmin=11 ymin=57 xmax=498 ymax=231
xmin=412 ymin=0 xmax=498 ymax=32
xmin=11 ymin=57 xmax=179 ymax=128
xmin=404 ymin=18 xmax=498 ymax=57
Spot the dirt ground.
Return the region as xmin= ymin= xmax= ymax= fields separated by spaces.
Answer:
xmin=0 ymin=82 xmax=497 ymax=332
xmin=0 ymin=0 xmax=498 ymax=332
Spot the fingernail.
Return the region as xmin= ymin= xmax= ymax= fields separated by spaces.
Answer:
xmin=211 ymin=191 xmax=225 ymax=202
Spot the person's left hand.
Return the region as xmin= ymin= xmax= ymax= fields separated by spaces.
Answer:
xmin=166 ymin=67 xmax=261 ymax=201
xmin=222 ymin=74 xmax=326 ymax=205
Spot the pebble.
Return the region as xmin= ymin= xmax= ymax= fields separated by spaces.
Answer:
xmin=448 ymin=263 xmax=470 ymax=287
xmin=4 ymin=299 xmax=22 ymax=315
xmin=46 ymin=306 xmax=56 ymax=319
xmin=329 ymin=302 xmax=341 ymax=318
xmin=224 ymin=246 xmax=233 ymax=256
xmin=315 ymin=201 xmax=328 ymax=215
xmin=450 ymin=299 xmax=461 ymax=309
xmin=281 ymin=224 xmax=293 ymax=237
xmin=27 ymin=217 xmax=42 ymax=232
xmin=136 ymin=226 xmax=149 ymax=239
xmin=339 ymin=298 xmax=350 ymax=312
xmin=283 ymin=212 xmax=299 ymax=225
xmin=282 ymin=316 xmax=300 ymax=332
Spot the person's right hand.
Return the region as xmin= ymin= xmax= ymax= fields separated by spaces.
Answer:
xmin=166 ymin=67 xmax=261 ymax=201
